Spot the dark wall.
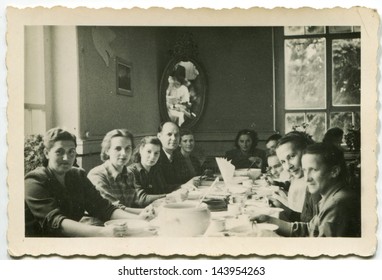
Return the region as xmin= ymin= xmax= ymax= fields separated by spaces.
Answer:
xmin=155 ymin=27 xmax=274 ymax=133
xmin=77 ymin=27 xmax=161 ymax=140
xmin=77 ymin=26 xmax=275 ymax=168
xmin=155 ymin=27 xmax=275 ymax=157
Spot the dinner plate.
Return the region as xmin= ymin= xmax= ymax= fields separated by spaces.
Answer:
xmin=245 ymin=206 xmax=284 ymax=218
xmin=226 ymin=184 xmax=249 ymax=194
xmin=255 ymin=223 xmax=279 ymax=231
xmin=228 ymin=223 xmax=279 ymax=234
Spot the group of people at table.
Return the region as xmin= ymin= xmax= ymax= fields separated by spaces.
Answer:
xmin=24 ymin=122 xmax=361 ymax=238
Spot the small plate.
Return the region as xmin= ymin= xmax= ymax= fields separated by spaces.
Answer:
xmin=228 ymin=223 xmax=279 ymax=235
xmin=255 ymin=223 xmax=279 ymax=231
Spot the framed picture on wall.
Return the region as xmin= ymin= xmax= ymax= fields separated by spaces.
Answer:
xmin=116 ymin=57 xmax=133 ymax=96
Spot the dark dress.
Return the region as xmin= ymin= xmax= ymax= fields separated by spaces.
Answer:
xmin=25 ymin=166 xmax=117 ymax=237
xmin=225 ymin=148 xmax=267 ymax=172
xmin=128 ymin=162 xmax=167 ymax=195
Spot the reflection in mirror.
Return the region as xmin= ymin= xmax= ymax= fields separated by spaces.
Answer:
xmin=160 ymin=59 xmax=206 ymax=128
xmin=166 ymin=61 xmax=199 ymax=126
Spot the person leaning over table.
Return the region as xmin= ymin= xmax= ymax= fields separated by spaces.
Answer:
xmin=87 ymin=129 xmax=157 ymax=214
xmin=270 ymin=131 xmax=320 ymax=223
xmin=128 ymin=136 xmax=188 ymax=205
xmin=24 ymin=128 xmax=153 ymax=238
xmin=174 ymin=128 xmax=202 ymax=184
xmin=250 ymin=143 xmax=361 ymax=237
xmin=225 ymin=129 xmax=267 ymax=173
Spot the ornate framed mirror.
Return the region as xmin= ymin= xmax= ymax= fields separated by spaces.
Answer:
xmin=159 ymin=57 xmax=207 ymax=129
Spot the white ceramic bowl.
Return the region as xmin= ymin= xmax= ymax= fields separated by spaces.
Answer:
xmin=158 ymin=202 xmax=211 ymax=237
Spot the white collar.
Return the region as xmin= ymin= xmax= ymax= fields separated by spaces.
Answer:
xmin=163 ymin=149 xmax=173 ymax=161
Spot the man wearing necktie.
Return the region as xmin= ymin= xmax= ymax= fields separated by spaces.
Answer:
xmin=156 ymin=121 xmax=183 ymax=192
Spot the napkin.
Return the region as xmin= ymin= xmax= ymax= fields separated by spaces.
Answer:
xmin=215 ymin=157 xmax=235 ymax=184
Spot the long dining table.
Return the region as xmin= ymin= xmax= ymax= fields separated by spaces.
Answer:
xmin=105 ymin=174 xmax=282 ymax=238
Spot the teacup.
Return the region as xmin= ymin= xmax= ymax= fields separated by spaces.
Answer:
xmin=209 ymin=217 xmax=226 ymax=232
xmin=228 ymin=203 xmax=242 ymax=216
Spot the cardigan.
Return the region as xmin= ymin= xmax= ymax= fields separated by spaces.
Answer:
xmin=25 ymin=166 xmax=117 ymax=237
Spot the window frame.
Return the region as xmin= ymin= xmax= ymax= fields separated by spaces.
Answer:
xmin=274 ymin=26 xmax=361 ymax=138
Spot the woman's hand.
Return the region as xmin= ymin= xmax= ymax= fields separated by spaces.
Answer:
xmin=181 ymin=178 xmax=198 ymax=190
xmin=138 ymin=204 xmax=156 ymax=221
xmin=100 ymin=223 xmax=129 ymax=237
xmin=248 ymin=214 xmax=270 ymax=224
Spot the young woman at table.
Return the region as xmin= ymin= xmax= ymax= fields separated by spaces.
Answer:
xmin=225 ymin=129 xmax=267 ymax=172
xmin=128 ymin=136 xmax=188 ymax=205
xmin=175 ymin=129 xmax=202 ymax=184
xmin=87 ymin=129 xmax=158 ymax=213
xmin=25 ymin=128 xmax=153 ymax=237
xmin=250 ymin=143 xmax=361 ymax=237
xmin=270 ymin=131 xmax=319 ymax=223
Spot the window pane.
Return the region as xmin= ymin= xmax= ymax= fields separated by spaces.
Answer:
xmin=285 ymin=112 xmax=326 ymax=142
xmin=353 ymin=111 xmax=360 ymax=129
xmin=330 ymin=112 xmax=353 ymax=133
xmin=284 ymin=26 xmax=304 ymax=36
xmin=285 ymin=38 xmax=326 ymax=109
xmin=305 ymin=26 xmax=325 ymax=34
xmin=24 ymin=109 xmax=46 ymax=136
xmin=285 ymin=113 xmax=305 ymax=133
xmin=332 ymin=39 xmax=361 ymax=106
xmin=329 ymin=26 xmax=352 ymax=33
xmin=305 ymin=112 xmax=326 ymax=142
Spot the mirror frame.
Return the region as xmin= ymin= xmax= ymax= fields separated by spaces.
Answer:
xmin=159 ymin=57 xmax=207 ymax=129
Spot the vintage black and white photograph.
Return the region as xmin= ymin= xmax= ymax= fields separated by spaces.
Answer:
xmin=7 ymin=7 xmax=378 ymax=257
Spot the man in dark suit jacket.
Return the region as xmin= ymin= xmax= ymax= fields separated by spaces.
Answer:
xmin=156 ymin=121 xmax=182 ymax=192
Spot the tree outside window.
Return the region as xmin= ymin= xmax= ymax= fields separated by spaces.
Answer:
xmin=277 ymin=26 xmax=360 ymax=142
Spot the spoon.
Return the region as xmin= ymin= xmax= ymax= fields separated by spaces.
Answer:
xmin=247 ymin=159 xmax=257 ymax=171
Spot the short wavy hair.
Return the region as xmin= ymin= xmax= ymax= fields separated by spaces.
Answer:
xmin=100 ymin=129 xmax=134 ymax=162
xmin=42 ymin=127 xmax=77 ymax=166
xmin=234 ymin=129 xmax=259 ymax=152
xmin=303 ymin=142 xmax=347 ymax=183
xmin=277 ymin=131 xmax=315 ymax=152
xmin=133 ymin=136 xmax=162 ymax=163
xmin=265 ymin=133 xmax=282 ymax=145
xmin=180 ymin=128 xmax=194 ymax=139
xmin=323 ymin=127 xmax=344 ymax=145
